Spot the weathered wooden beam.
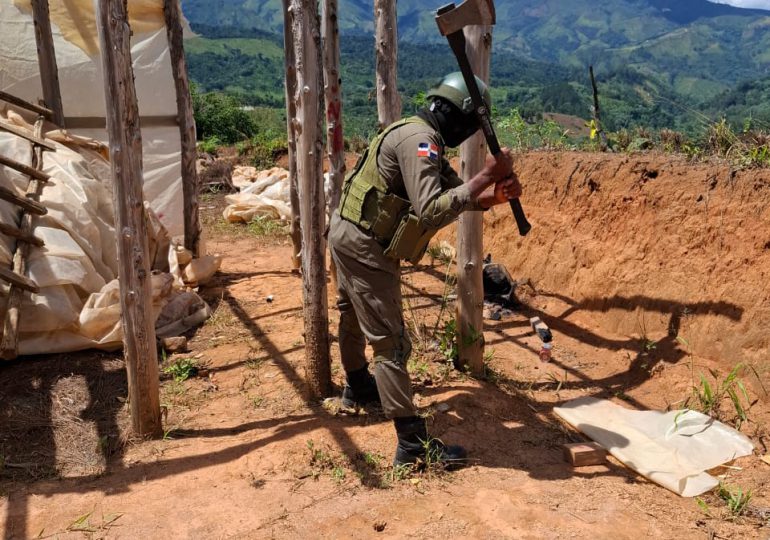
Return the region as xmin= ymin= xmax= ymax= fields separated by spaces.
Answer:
xmin=0 ymin=119 xmax=56 ymax=151
xmin=31 ymin=0 xmax=65 ymax=126
xmin=0 ymin=223 xmax=44 ymax=248
xmin=0 ymin=90 xmax=54 ymax=121
xmin=290 ymin=0 xmax=332 ymax=398
xmin=456 ymin=24 xmax=492 ymax=377
xmin=0 ymin=185 xmax=47 ymax=215
xmin=282 ymin=0 xmax=302 ymax=271
xmin=96 ymin=0 xmax=162 ymax=438
xmin=0 ymin=154 xmax=51 ymax=183
xmin=0 ymin=118 xmax=46 ymax=359
xmin=0 ymin=266 xmax=38 ymax=294
xmin=322 ymin=0 xmax=345 ymax=215
xmin=374 ymin=0 xmax=401 ymax=129
xmin=163 ymin=0 xmax=201 ymax=257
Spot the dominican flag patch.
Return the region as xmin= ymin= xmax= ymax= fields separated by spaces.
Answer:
xmin=417 ymin=142 xmax=439 ymax=160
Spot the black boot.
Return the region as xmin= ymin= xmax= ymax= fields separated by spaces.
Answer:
xmin=341 ymin=366 xmax=381 ymax=409
xmin=393 ymin=416 xmax=467 ymax=470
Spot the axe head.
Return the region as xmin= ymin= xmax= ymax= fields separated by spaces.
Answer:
xmin=435 ymin=0 xmax=496 ymax=36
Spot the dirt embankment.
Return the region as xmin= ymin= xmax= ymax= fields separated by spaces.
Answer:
xmin=450 ymin=151 xmax=770 ymax=370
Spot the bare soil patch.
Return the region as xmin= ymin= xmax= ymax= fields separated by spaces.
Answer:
xmin=1 ymin=151 xmax=768 ymax=539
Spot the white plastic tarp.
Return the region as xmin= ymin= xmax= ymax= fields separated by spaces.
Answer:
xmin=554 ymin=397 xmax=755 ymax=497
xmin=0 ymin=0 xmax=184 ymax=236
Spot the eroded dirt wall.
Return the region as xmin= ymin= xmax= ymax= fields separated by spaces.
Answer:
xmin=453 ymin=151 xmax=770 ymax=368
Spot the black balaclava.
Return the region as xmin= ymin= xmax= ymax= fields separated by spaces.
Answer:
xmin=417 ymin=97 xmax=481 ymax=148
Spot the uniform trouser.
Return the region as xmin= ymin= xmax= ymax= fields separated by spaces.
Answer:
xmin=329 ymin=245 xmax=416 ymax=419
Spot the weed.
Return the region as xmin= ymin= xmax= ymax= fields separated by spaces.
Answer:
xmin=247 ymin=215 xmax=288 ymax=237
xmin=425 ymin=243 xmax=453 ymax=266
xmin=717 ymin=482 xmax=752 ymax=518
xmin=250 ymin=396 xmax=265 ymax=409
xmin=688 ymin=363 xmax=757 ymax=428
xmin=331 ymin=466 xmax=346 ymax=483
xmin=198 ymin=135 xmax=221 ymax=155
xmin=437 ymin=318 xmax=459 ymax=364
xmin=695 ymin=497 xmax=711 ymax=517
xmin=162 ymin=358 xmax=199 ymax=382
xmin=384 ymin=463 xmax=414 ymax=485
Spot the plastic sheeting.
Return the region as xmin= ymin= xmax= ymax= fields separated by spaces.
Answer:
xmin=554 ymin=397 xmax=755 ymax=497
xmin=0 ymin=113 xmax=215 ymax=355
xmin=0 ymin=0 xmax=184 ymax=236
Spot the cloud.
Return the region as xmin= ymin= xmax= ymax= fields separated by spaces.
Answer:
xmin=709 ymin=0 xmax=770 ymax=9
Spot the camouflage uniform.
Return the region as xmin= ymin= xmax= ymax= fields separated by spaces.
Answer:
xmin=329 ymin=117 xmax=482 ymax=418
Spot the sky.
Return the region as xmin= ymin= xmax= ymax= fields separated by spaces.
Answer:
xmin=709 ymin=0 xmax=770 ymax=8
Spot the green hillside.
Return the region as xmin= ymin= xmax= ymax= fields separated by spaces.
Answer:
xmin=181 ymin=0 xmax=770 ymax=139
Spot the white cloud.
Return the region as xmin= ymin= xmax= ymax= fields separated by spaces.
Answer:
xmin=709 ymin=0 xmax=770 ymax=9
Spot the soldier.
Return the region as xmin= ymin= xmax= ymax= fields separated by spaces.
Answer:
xmin=329 ymin=72 xmax=521 ymax=467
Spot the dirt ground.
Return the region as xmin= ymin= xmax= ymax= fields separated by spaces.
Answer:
xmin=1 ymin=151 xmax=769 ymax=539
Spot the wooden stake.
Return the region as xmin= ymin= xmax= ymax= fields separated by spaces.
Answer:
xmin=0 ymin=90 xmax=54 ymax=121
xmin=589 ymin=65 xmax=607 ymax=152
xmin=322 ymin=0 xmax=345 ymax=288
xmin=0 ymin=185 xmax=47 ymax=216
xmin=31 ymin=0 xmax=65 ymax=127
xmin=374 ymin=0 xmax=401 ymax=129
xmin=0 ymin=119 xmax=56 ymax=151
xmin=290 ymin=0 xmax=332 ymax=398
xmin=163 ymin=0 xmax=201 ymax=257
xmin=0 ymin=154 xmax=52 ymax=183
xmin=322 ymin=0 xmax=345 ymax=215
xmin=282 ymin=0 xmax=302 ymax=271
xmin=456 ymin=25 xmax=492 ymax=377
xmin=1 ymin=118 xmax=45 ymax=359
xmin=96 ymin=0 xmax=162 ymax=438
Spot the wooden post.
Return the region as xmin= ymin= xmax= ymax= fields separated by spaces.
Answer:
xmin=322 ymin=0 xmax=345 ymax=215
xmin=96 ymin=0 xmax=162 ymax=438
xmin=282 ymin=0 xmax=302 ymax=271
xmin=374 ymin=0 xmax=401 ymax=129
xmin=589 ymin=65 xmax=607 ymax=152
xmin=289 ymin=0 xmax=332 ymax=398
xmin=322 ymin=0 xmax=345 ymax=287
xmin=163 ymin=0 xmax=202 ymax=257
xmin=30 ymin=0 xmax=64 ymax=127
xmin=456 ymin=24 xmax=492 ymax=377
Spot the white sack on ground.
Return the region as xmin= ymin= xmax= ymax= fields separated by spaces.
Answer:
xmin=223 ymin=166 xmax=291 ymax=222
xmin=554 ymin=397 xmax=754 ymax=497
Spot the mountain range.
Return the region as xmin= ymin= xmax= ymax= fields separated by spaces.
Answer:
xmin=181 ymin=0 xmax=770 ymax=134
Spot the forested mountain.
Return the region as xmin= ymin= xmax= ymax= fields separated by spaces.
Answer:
xmin=181 ymin=0 xmax=770 ymax=136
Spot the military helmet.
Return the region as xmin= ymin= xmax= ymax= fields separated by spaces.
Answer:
xmin=426 ymin=72 xmax=491 ymax=115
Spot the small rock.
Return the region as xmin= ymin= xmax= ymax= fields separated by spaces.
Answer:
xmin=436 ymin=403 xmax=450 ymax=413
xmin=266 ymin=295 xmax=274 ymax=303
xmin=160 ymin=336 xmax=187 ymax=353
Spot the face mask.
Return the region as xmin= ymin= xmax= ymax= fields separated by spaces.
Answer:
xmin=430 ymin=101 xmax=480 ymax=148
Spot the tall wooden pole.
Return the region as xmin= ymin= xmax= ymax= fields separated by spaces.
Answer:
xmin=31 ymin=0 xmax=65 ymax=127
xmin=282 ymin=0 xmax=302 ymax=270
xmin=322 ymin=0 xmax=345 ymax=215
xmin=96 ymin=0 xmax=162 ymax=438
xmin=163 ymin=0 xmax=202 ymax=257
xmin=456 ymin=24 xmax=492 ymax=377
xmin=289 ymin=0 xmax=332 ymax=398
xmin=322 ymin=0 xmax=345 ymax=287
xmin=374 ymin=0 xmax=401 ymax=129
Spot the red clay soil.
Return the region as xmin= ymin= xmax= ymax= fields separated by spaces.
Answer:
xmin=0 ymin=151 xmax=768 ymax=539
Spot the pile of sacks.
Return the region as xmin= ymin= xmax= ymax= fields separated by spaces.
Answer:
xmin=223 ymin=166 xmax=291 ymax=223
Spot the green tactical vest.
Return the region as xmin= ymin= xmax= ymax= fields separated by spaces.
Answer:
xmin=338 ymin=117 xmax=440 ymax=264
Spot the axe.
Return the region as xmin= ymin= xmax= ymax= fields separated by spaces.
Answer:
xmin=436 ymin=0 xmax=532 ymax=236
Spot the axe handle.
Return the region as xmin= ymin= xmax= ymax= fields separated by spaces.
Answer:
xmin=446 ymin=30 xmax=532 ymax=237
